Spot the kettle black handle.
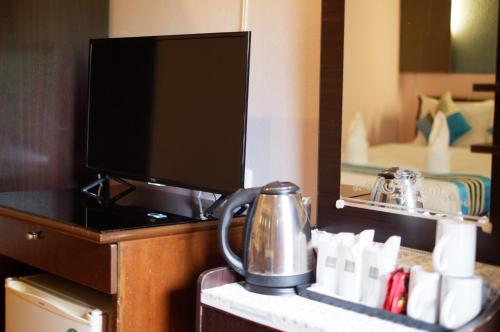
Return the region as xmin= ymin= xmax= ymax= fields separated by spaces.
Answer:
xmin=218 ymin=187 xmax=261 ymax=276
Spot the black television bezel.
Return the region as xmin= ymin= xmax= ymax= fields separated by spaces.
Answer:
xmin=85 ymin=31 xmax=251 ymax=195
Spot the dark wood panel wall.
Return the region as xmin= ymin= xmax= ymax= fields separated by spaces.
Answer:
xmin=0 ymin=0 xmax=109 ymax=192
xmin=400 ymin=0 xmax=451 ymax=72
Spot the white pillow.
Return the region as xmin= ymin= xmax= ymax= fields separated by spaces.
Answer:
xmin=452 ymin=100 xmax=494 ymax=147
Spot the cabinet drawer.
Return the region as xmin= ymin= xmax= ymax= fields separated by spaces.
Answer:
xmin=0 ymin=216 xmax=117 ymax=294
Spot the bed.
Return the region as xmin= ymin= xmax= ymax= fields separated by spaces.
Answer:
xmin=341 ymin=94 xmax=494 ymax=216
xmin=341 ymin=143 xmax=491 ymax=216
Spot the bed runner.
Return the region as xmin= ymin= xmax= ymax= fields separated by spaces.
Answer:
xmin=342 ymin=163 xmax=490 ymax=216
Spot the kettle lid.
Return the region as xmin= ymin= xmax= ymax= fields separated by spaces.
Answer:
xmin=260 ymin=181 xmax=300 ymax=195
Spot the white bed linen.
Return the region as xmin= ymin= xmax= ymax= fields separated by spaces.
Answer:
xmin=341 ymin=143 xmax=491 ymax=215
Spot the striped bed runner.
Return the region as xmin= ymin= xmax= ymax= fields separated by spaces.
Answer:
xmin=342 ymin=163 xmax=491 ymax=216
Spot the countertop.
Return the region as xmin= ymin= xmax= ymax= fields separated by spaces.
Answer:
xmin=201 ymin=247 xmax=500 ymax=332
xmin=0 ymin=187 xmax=244 ymax=244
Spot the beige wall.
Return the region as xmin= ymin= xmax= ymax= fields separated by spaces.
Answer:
xmin=343 ymin=0 xmax=401 ymax=145
xmin=109 ymin=0 xmax=321 ymax=220
xmin=109 ymin=0 xmax=242 ymax=36
xmin=343 ymin=1 xmax=496 ymax=145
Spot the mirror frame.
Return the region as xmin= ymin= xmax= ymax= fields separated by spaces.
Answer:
xmin=317 ymin=0 xmax=500 ymax=265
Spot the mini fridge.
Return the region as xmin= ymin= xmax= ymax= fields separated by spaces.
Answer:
xmin=5 ymin=274 xmax=112 ymax=332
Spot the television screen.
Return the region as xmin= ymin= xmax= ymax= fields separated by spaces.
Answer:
xmin=86 ymin=32 xmax=250 ymax=194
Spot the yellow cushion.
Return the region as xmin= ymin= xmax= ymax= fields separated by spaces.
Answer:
xmin=432 ymin=91 xmax=458 ymax=118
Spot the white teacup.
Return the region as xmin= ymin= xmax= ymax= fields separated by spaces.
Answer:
xmin=439 ymin=275 xmax=482 ymax=329
xmin=407 ymin=266 xmax=440 ymax=324
xmin=432 ymin=219 xmax=476 ymax=277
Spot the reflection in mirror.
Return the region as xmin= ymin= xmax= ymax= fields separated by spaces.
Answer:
xmin=340 ymin=0 xmax=497 ymax=223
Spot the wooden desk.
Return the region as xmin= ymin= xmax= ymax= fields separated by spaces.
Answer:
xmin=0 ymin=189 xmax=244 ymax=331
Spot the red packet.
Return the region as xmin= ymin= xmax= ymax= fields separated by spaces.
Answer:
xmin=383 ymin=269 xmax=399 ymax=310
xmin=383 ymin=268 xmax=409 ymax=314
xmin=390 ymin=270 xmax=409 ymax=314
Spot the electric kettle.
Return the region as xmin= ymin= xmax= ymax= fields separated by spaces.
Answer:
xmin=218 ymin=181 xmax=314 ymax=295
xmin=370 ymin=167 xmax=423 ymax=211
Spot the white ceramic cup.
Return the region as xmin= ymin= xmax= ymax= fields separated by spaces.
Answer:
xmin=407 ymin=266 xmax=440 ymax=324
xmin=432 ymin=219 xmax=477 ymax=277
xmin=439 ymin=275 xmax=482 ymax=329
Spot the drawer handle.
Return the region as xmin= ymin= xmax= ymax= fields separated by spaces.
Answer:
xmin=25 ymin=232 xmax=40 ymax=241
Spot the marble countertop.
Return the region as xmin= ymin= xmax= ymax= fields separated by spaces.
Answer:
xmin=202 ymin=282 xmax=427 ymax=332
xmin=201 ymin=246 xmax=500 ymax=332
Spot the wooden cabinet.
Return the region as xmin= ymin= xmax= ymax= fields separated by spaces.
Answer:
xmin=0 ymin=216 xmax=117 ymax=293
xmin=0 ymin=195 xmax=244 ymax=332
xmin=115 ymin=227 xmax=244 ymax=331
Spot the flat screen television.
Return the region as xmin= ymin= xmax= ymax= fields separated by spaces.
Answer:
xmin=85 ymin=32 xmax=250 ymax=194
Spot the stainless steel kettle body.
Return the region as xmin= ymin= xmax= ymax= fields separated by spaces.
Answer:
xmin=218 ymin=181 xmax=314 ymax=295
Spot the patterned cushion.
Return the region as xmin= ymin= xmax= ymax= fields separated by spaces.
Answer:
xmin=416 ymin=111 xmax=471 ymax=145
xmin=433 ymin=91 xmax=458 ymax=117
xmin=447 ymin=112 xmax=472 ymax=145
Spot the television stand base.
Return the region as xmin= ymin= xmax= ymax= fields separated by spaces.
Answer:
xmin=82 ymin=175 xmax=136 ymax=205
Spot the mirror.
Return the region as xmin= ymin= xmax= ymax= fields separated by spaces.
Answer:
xmin=340 ymin=0 xmax=497 ymax=223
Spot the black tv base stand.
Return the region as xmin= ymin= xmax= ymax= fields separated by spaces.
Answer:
xmin=82 ymin=175 xmax=136 ymax=205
